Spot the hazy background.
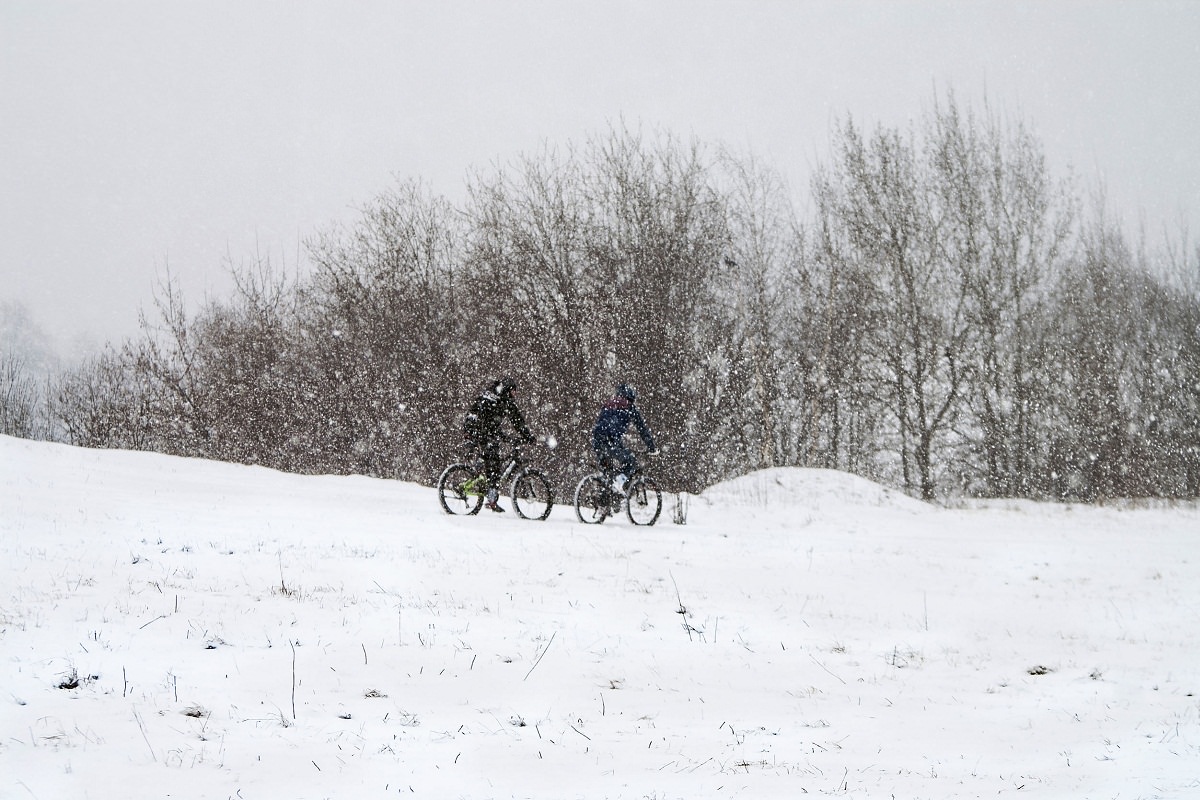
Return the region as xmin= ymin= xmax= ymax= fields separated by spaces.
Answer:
xmin=3 ymin=0 xmax=1198 ymax=357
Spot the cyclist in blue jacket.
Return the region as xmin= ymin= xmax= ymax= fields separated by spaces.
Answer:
xmin=592 ymin=383 xmax=659 ymax=495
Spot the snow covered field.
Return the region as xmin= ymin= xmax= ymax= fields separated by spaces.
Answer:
xmin=2 ymin=434 xmax=1198 ymax=799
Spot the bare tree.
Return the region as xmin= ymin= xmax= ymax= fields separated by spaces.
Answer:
xmin=51 ymin=345 xmax=154 ymax=449
xmin=461 ymin=126 xmax=732 ymax=492
xmin=1045 ymin=205 xmax=1200 ymax=499
xmin=463 ymin=142 xmax=605 ymax=462
xmin=815 ymin=116 xmax=969 ymax=500
xmin=714 ymin=152 xmax=794 ymax=470
xmin=0 ymin=301 xmax=58 ymax=440
xmin=179 ymin=257 xmax=307 ymax=468
xmin=929 ymin=94 xmax=1075 ymax=496
xmin=806 ymin=179 xmax=884 ymax=477
xmin=0 ymin=350 xmax=37 ymax=437
xmin=582 ymin=127 xmax=731 ymax=491
xmin=304 ymin=179 xmax=468 ymax=480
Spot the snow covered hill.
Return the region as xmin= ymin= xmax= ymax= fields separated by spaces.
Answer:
xmin=2 ymin=435 xmax=1198 ymax=799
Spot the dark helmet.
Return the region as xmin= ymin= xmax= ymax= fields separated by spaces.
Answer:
xmin=616 ymin=383 xmax=637 ymax=402
xmin=496 ymin=376 xmax=517 ymax=396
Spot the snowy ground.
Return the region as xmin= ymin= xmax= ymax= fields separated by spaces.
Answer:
xmin=2 ymin=434 xmax=1198 ymax=799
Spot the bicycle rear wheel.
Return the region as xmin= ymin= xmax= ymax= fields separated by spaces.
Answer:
xmin=626 ymin=475 xmax=662 ymax=526
xmin=438 ymin=463 xmax=485 ymax=515
xmin=511 ymin=468 xmax=553 ymax=520
xmin=574 ymin=474 xmax=611 ymax=524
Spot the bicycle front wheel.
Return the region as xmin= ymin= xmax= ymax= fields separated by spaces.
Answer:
xmin=438 ymin=463 xmax=485 ymax=515
xmin=574 ymin=474 xmax=611 ymax=524
xmin=512 ymin=468 xmax=553 ymax=520
xmin=626 ymin=475 xmax=662 ymax=526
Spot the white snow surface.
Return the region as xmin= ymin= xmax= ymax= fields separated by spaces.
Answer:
xmin=2 ymin=434 xmax=1198 ymax=799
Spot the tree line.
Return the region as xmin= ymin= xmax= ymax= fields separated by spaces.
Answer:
xmin=5 ymin=95 xmax=1199 ymax=501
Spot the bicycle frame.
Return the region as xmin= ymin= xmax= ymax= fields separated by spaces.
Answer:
xmin=494 ymin=456 xmax=520 ymax=486
xmin=469 ymin=445 xmax=524 ymax=487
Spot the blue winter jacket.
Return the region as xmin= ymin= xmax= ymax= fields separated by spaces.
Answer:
xmin=592 ymin=396 xmax=656 ymax=451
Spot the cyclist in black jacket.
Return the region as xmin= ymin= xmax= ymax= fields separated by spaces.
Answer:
xmin=463 ymin=376 xmax=534 ymax=512
xmin=592 ymin=383 xmax=658 ymax=495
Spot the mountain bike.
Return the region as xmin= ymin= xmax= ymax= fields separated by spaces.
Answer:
xmin=437 ymin=439 xmax=554 ymax=520
xmin=573 ymin=456 xmax=662 ymax=526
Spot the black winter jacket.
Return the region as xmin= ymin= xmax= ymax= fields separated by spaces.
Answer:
xmin=464 ymin=387 xmax=533 ymax=443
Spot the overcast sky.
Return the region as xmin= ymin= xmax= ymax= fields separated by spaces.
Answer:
xmin=3 ymin=1 xmax=1198 ymax=354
